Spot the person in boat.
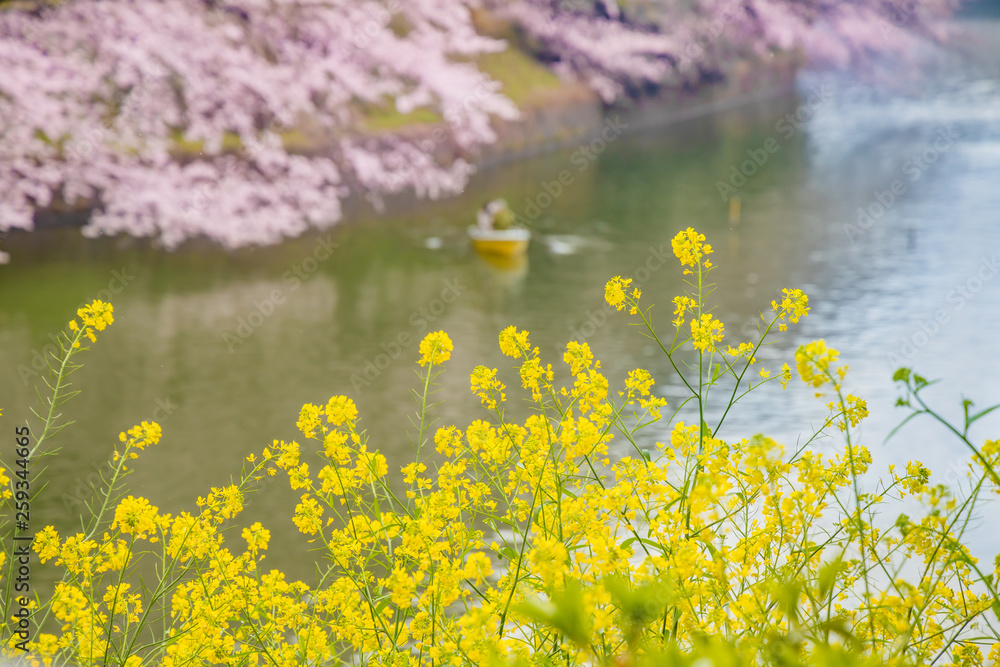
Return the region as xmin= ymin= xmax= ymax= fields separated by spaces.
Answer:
xmin=476 ymin=199 xmax=517 ymax=232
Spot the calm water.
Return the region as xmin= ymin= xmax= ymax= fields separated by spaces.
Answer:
xmin=2 ymin=28 xmax=999 ymax=582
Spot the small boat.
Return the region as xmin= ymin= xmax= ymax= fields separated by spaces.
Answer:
xmin=468 ymin=226 xmax=530 ymax=258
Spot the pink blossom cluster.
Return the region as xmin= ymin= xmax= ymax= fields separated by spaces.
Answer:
xmin=0 ymin=0 xmax=515 ymax=247
xmin=0 ymin=0 xmax=958 ymax=248
xmin=496 ymin=0 xmax=959 ymax=102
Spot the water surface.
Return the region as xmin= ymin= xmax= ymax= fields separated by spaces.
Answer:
xmin=2 ymin=28 xmax=999 ymax=581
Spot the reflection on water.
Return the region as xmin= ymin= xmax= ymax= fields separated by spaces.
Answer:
xmin=2 ymin=24 xmax=999 ymax=582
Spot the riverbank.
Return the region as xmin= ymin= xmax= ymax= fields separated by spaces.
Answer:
xmin=332 ymin=47 xmax=799 ymax=221
xmin=15 ymin=16 xmax=996 ymax=241
xmin=16 ymin=42 xmax=800 ymax=236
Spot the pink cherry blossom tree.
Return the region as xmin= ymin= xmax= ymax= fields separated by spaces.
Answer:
xmin=0 ymin=0 xmax=960 ymax=248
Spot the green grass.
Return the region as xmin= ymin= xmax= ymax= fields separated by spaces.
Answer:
xmin=361 ymin=104 xmax=444 ymax=132
xmin=169 ymin=129 xmax=244 ymax=155
xmin=360 ymin=46 xmax=564 ymax=132
xmin=474 ymin=46 xmax=563 ymax=107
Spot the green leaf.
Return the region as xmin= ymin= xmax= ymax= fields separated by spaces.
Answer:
xmin=497 ymin=545 xmax=518 ymax=561
xmin=711 ymin=363 xmax=723 ymax=383
xmin=373 ymin=594 xmax=393 ymax=616
xmin=770 ymin=580 xmax=802 ymax=623
xmin=892 ymin=367 xmax=911 ymax=383
xmin=968 ymin=403 xmax=1000 ymax=426
xmin=817 ymin=557 xmax=847 ymax=599
xmin=604 ymin=575 xmax=674 ymax=630
xmin=513 ymin=581 xmax=591 ymax=647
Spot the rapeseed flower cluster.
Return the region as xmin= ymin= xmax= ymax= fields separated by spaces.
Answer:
xmin=671 ymin=227 xmax=713 ymax=271
xmin=772 ymin=287 xmax=810 ymax=332
xmin=605 ymin=275 xmax=642 ymax=314
xmin=672 ymin=295 xmax=696 ymax=328
xmin=112 ymin=496 xmax=158 ymax=537
xmin=3 ymin=234 xmax=999 ymax=667
xmin=68 ymin=300 xmax=113 ymax=346
xmin=796 ymin=339 xmax=842 ymax=389
xmin=690 ymin=313 xmax=725 ymax=352
xmin=419 ymin=330 xmax=453 ymax=366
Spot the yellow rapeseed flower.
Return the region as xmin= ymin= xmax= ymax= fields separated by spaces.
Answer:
xmin=563 ymin=341 xmax=594 ymax=376
xmin=119 ymin=420 xmax=161 ymax=450
xmin=26 ymin=240 xmax=1000 ymax=666
xmin=671 ymin=227 xmax=713 ymax=270
xmin=34 ymin=525 xmax=61 ymax=563
xmin=604 ymin=276 xmax=632 ymax=312
xmin=112 ymin=496 xmax=158 ymax=537
xmin=690 ymin=313 xmax=724 ymax=352
xmin=243 ymin=522 xmax=271 ymax=555
xmin=624 ymin=368 xmax=655 ymax=396
xmin=842 ymin=394 xmax=869 ymax=429
xmin=325 ymin=395 xmax=359 ymax=426
xmin=672 ymin=296 xmax=695 ymax=328
xmin=470 ymin=365 xmax=506 ymax=409
xmin=70 ymin=299 xmax=114 ymax=345
xmin=779 ymin=363 xmax=792 ymax=390
xmin=725 ymin=341 xmax=755 ymax=360
xmin=418 ymin=330 xmax=453 ymax=366
xmin=772 ymin=288 xmax=810 ymax=332
xmin=293 ymin=494 xmax=323 ymax=535
xmin=498 ymin=325 xmax=530 ymax=359
xmin=297 ymin=403 xmax=323 ymax=437
xmin=795 ymin=340 xmax=840 ymax=388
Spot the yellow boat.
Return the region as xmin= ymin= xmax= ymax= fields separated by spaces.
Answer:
xmin=468 ymin=226 xmax=531 ymax=257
